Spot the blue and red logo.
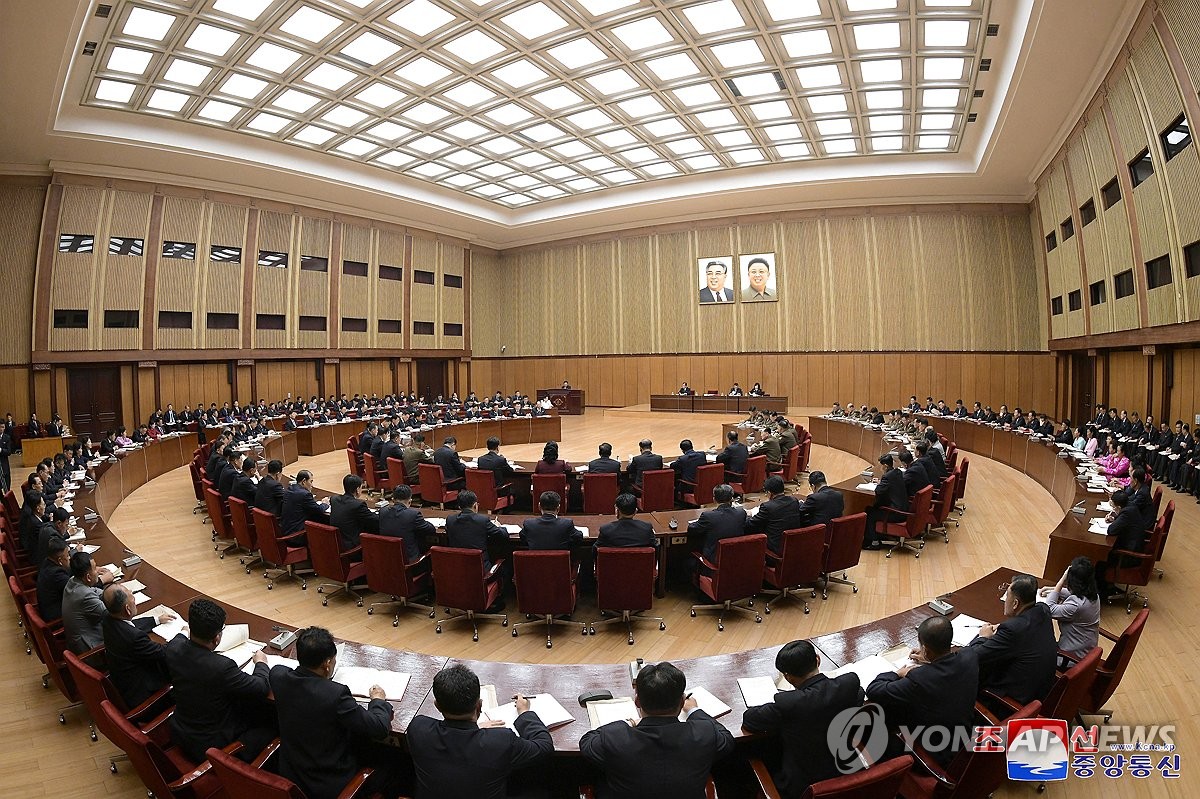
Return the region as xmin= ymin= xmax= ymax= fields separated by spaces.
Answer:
xmin=1007 ymin=719 xmax=1069 ymax=781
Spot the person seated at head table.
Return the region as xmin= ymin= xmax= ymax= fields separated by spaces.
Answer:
xmin=728 ymin=382 xmax=744 ymax=396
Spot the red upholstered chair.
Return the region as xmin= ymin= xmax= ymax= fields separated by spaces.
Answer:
xmin=205 ymin=741 xmax=380 ymax=799
xmin=188 ymin=460 xmax=206 ymax=515
xmin=511 ymin=550 xmax=587 ymax=648
xmin=227 ymin=496 xmax=262 ymax=573
xmin=580 ymin=780 xmax=716 ymax=799
xmin=100 ymin=700 xmax=225 ymax=799
xmin=386 ymin=457 xmax=418 ymax=498
xmin=418 ymin=462 xmax=459 ymax=509
xmin=951 ymin=458 xmax=969 ymax=516
xmin=821 ymin=513 xmax=865 ymax=599
xmin=690 ymin=533 xmax=768 ymax=631
xmin=251 ymin=508 xmax=311 ymax=590
xmin=1153 ymin=499 xmax=1174 ymax=579
xmin=729 ymin=455 xmax=767 ymax=497
xmin=581 ymin=472 xmax=619 ymax=515
xmin=203 ymin=487 xmax=237 ymax=558
xmin=346 ymin=448 xmax=364 ymax=481
xmin=430 ymin=546 xmax=508 ymax=642
xmin=681 ymin=463 xmax=723 ymax=507
xmin=944 ymin=444 xmax=958 ymax=473
xmin=635 ymin=469 xmax=675 ymax=512
xmin=1064 ymin=608 xmax=1147 ymax=721
xmin=2 ymin=489 xmax=21 ymax=526
xmin=925 ymin=474 xmax=957 ymax=541
xmin=7 ymin=573 xmax=35 ymax=655
xmin=797 ymin=435 xmax=813 ymax=475
xmin=359 ymin=533 xmax=433 ymax=625
xmin=25 ymin=602 xmax=86 ymax=725
xmin=761 ymin=525 xmax=825 ymax=615
xmin=988 ymin=647 xmax=1099 ymax=735
xmin=466 ymin=468 xmax=514 ymax=514
xmin=362 ymin=453 xmax=391 ymax=494
xmin=65 ymin=648 xmax=171 ymax=773
xmin=306 ymin=520 xmax=367 ymax=607
xmin=1150 ymin=484 xmax=1163 ymax=525
xmin=531 ymin=472 xmax=568 ymax=512
xmin=1108 ymin=518 xmax=1163 ymax=613
xmin=781 ymin=445 xmax=800 ymax=484
xmin=592 ymin=547 xmax=664 ymax=645
xmin=876 ymin=484 xmax=933 ymax=559
xmin=901 ymin=701 xmax=1040 ymax=799
xmin=751 ymin=753 xmax=912 ymax=799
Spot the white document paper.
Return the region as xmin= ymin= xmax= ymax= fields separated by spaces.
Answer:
xmin=855 ymin=482 xmax=877 ymax=491
xmin=80 ymin=544 xmax=101 ymax=555
xmin=577 ymin=526 xmax=590 ymax=539
xmin=217 ymin=640 xmax=266 ymax=667
xmin=428 ymin=517 xmax=446 ymax=528
xmin=587 ymin=697 xmax=639 ymax=729
xmin=121 ymin=579 xmax=146 ymax=593
xmin=737 ymin=675 xmax=793 ymax=708
xmin=682 ymin=686 xmax=731 ymax=720
xmin=503 ymin=523 xmax=522 ymax=535
xmin=242 ymin=654 xmax=299 ymax=674
xmin=332 ymin=665 xmax=410 ymax=701
xmin=482 ymin=688 xmax=574 ymax=729
xmin=132 ymin=591 xmax=151 ymax=605
xmin=827 ymin=654 xmax=898 ymax=686
xmin=950 ymin=614 xmax=989 ymax=647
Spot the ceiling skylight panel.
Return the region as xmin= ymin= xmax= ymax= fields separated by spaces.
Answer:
xmin=485 ymin=103 xmax=534 ymax=125
xmin=442 ymin=173 xmax=479 ymax=188
xmin=374 ymin=150 xmax=416 ymax=167
xmin=747 ymin=101 xmax=790 ymax=120
xmin=280 ymin=7 xmax=342 ymax=43
xmin=499 ymin=193 xmax=535 ymax=205
xmin=681 ymin=1 xmax=744 ymax=35
xmin=714 ymin=130 xmax=752 ymax=147
xmin=585 ymin=69 xmax=640 ymax=96
xmin=183 ymin=23 xmax=240 ymax=56
xmin=245 ymin=112 xmax=291 ymax=133
xmin=340 ymin=31 xmax=403 ymax=66
xmin=271 ymin=88 xmax=320 ymax=112
xmin=388 ymin=0 xmax=456 ymax=37
xmin=665 ymin=137 xmax=704 ymax=154
xmin=871 ymin=136 xmax=904 ymax=150
xmin=617 ymin=95 xmax=666 ymax=117
xmin=853 ymin=22 xmax=901 ymax=51
xmin=859 ymin=59 xmax=903 ymax=83
xmin=551 ymin=140 xmax=595 ymax=158
xmin=596 ymin=129 xmax=639 ymax=147
xmin=566 ymin=109 xmax=615 ymax=130
xmin=672 ymin=83 xmax=722 ymax=107
xmin=473 ymin=183 xmax=506 ymax=197
xmin=95 ymin=79 xmax=137 ymax=103
xmin=164 ymin=59 xmax=212 ymax=87
xmin=491 ymin=59 xmax=549 ymax=88
xmin=407 ymin=135 xmax=452 ymax=154
xmin=823 ymin=138 xmax=857 ymax=154
xmin=335 ymin=137 xmax=377 ymax=156
xmin=780 ymin=29 xmax=832 ymax=59
xmin=540 ymin=165 xmax=578 ymax=180
xmin=640 ymin=162 xmax=679 ymax=176
xmin=795 ymin=64 xmax=842 ymax=89
xmin=775 ymin=142 xmax=810 ymax=157
xmin=646 ymin=53 xmax=699 ymax=81
xmin=146 ymin=88 xmax=189 ymax=111
xmin=513 ymin=151 xmax=552 ymax=167
xmin=304 ymin=63 xmax=357 ymax=90
xmin=477 ymin=163 xmax=515 ymax=177
xmin=923 ymin=57 xmax=965 ymax=80
xmin=355 ymin=83 xmax=406 ymax=108
xmin=500 ymin=3 xmax=569 ymax=39
xmin=762 ymin=0 xmax=820 ymax=20
xmin=694 ymin=108 xmax=738 ymax=128
xmin=863 ymin=89 xmax=904 ymax=109
xmin=502 ymin=175 xmax=538 ymax=189
xmin=579 ymin=156 xmax=617 ymax=171
xmin=322 ymin=104 xmax=369 ymax=127
xmin=107 ymin=47 xmax=153 ymax=75
xmin=816 ymin=118 xmax=852 ymax=136
xmin=411 ymin=162 xmax=450 ymax=177
xmin=611 ymin=17 xmax=674 ymax=51
xmin=529 ymin=86 xmax=582 ymax=111
xmin=547 ymin=38 xmax=608 ymax=70
xmin=247 ymin=42 xmax=303 ymax=74
xmin=219 ymin=74 xmax=269 ymax=99
xmin=366 ymin=121 xmax=412 ymax=140
xmin=921 ymin=88 xmax=960 ymax=107
xmin=729 ymin=72 xmax=782 ymax=97
xmin=401 ymin=101 xmax=452 ymax=124
xmin=683 ymin=154 xmax=720 ymax=169
xmin=728 ymin=148 xmax=764 ymax=164
xmin=197 ymin=99 xmax=241 ymax=121
xmin=443 ymin=81 xmax=497 ymax=107
xmin=868 ymin=114 xmax=903 ymax=131
xmin=479 ymin=136 xmax=522 ymax=154
xmin=577 ymin=0 xmax=639 ymax=16
xmin=123 ymin=7 xmax=175 ymax=40
xmin=924 ymin=20 xmax=970 ymax=47
xmin=213 ymin=0 xmax=272 ymax=21
xmin=620 ymin=147 xmax=659 ymax=163
xmin=807 ymin=94 xmax=847 ymax=114
xmin=643 ymin=118 xmax=687 ymax=137
xmin=395 ymin=57 xmax=451 ymax=87
xmin=531 ymin=186 xmax=566 ymax=198
xmin=520 ymin=122 xmax=567 ymax=142
xmin=444 ymin=120 xmax=490 ymax=139
xmin=601 ymin=169 xmax=638 ymax=183
xmin=763 ymin=123 xmax=803 ymax=141
xmin=918 ymin=134 xmax=951 ymax=148
xmin=846 ymin=0 xmax=897 ymax=11
xmin=445 ymin=149 xmax=485 ymax=165
xmin=710 ymin=40 xmax=765 ymax=69
xmin=919 ymin=113 xmax=955 ymax=129
xmin=444 ymin=30 xmax=505 ymax=64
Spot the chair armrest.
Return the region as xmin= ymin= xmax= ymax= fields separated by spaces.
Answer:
xmin=678 ymin=479 xmax=696 ymax=489
xmin=748 ymin=758 xmax=782 ymax=799
xmin=725 ymin=470 xmax=746 ymax=480
xmin=1098 ymin=625 xmax=1120 ymax=642
xmin=691 ymin=552 xmax=717 ymax=572
xmin=486 ymin=559 xmax=505 ymax=578
xmin=250 ymin=738 xmax=281 ymax=769
xmin=1111 ymin=548 xmax=1152 ymax=561
xmin=973 ymin=699 xmax=1000 ymax=726
xmin=980 ymin=689 xmax=1022 ymax=714
xmin=336 ymin=768 xmax=376 ymax=799
xmin=905 ymin=740 xmax=958 ymax=789
xmin=169 ymin=741 xmax=243 ymax=792
xmin=128 ymin=684 xmax=174 ymax=723
xmin=278 ymin=530 xmax=306 ymax=543
xmin=342 ymin=545 xmax=363 ymax=559
xmin=405 ymin=552 xmax=430 ymax=572
xmin=140 ymin=705 xmax=175 ymax=734
xmin=765 ymin=550 xmax=782 ymax=563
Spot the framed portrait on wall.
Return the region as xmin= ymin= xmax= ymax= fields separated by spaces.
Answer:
xmin=739 ymin=253 xmax=777 ymax=302
xmin=698 ymin=256 xmax=734 ymax=304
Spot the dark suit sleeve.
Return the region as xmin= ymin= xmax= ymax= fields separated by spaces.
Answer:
xmin=222 ymin=659 xmax=272 ymax=700
xmin=689 ymin=709 xmax=735 ymax=758
xmin=487 ymin=518 xmax=510 ymax=545
xmin=335 ymin=688 xmax=394 ymax=739
xmin=355 ymin=501 xmax=379 ymax=534
xmin=969 ymin=619 xmax=1021 ymax=668
xmin=865 ymin=671 xmax=917 ymax=717
xmin=510 ymin=711 xmax=554 ymax=767
xmin=741 ymin=701 xmax=784 ymax=732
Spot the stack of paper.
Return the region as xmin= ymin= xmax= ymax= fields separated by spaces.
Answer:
xmin=1089 ymin=519 xmax=1112 ymax=536
xmin=215 ymin=624 xmax=266 ymax=666
xmin=243 ymin=654 xmax=299 ymax=674
xmin=502 ymin=523 xmax=522 ymax=535
xmin=133 ymin=591 xmax=152 ymax=605
xmin=950 ymin=614 xmax=989 ymax=646
xmin=826 ymin=654 xmax=898 ymax=686
xmin=855 ymin=482 xmax=877 ymax=491
xmin=586 ymin=697 xmax=639 ymax=729
xmin=576 ymin=526 xmax=590 ymax=538
xmin=737 ymin=675 xmax=794 ymax=708
xmin=332 ymin=665 xmax=410 ymax=700
xmin=481 ymin=687 xmax=574 ymax=729
xmin=133 ymin=605 xmax=187 ymax=640
xmin=682 ymin=686 xmax=731 ymax=720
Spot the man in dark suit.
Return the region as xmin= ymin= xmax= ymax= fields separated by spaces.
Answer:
xmin=35 ymin=538 xmax=71 ymax=621
xmin=798 ymin=471 xmax=844 ymax=529
xmin=916 ymin=440 xmax=948 ymax=485
xmin=357 ymin=423 xmax=378 ymax=457
xmin=329 ymin=474 xmax=378 ymax=551
xmin=205 ymin=432 xmax=231 ymax=481
xmin=434 ymin=436 xmax=467 ymax=490
xmin=628 ymin=439 xmax=664 ymax=489
xmin=408 ymin=664 xmax=552 ymax=799
xmin=231 ymin=457 xmax=258 ymax=505
xmin=868 ymin=616 xmax=980 ymax=767
xmin=446 ymin=490 xmax=510 ymax=572
xmin=898 ymin=450 xmax=931 ymax=497
xmin=253 ymin=459 xmax=285 ymax=517
xmin=671 ymin=439 xmax=707 ymax=490
xmin=741 ymin=640 xmax=864 ymax=797
xmin=587 ymin=442 xmax=621 ymax=474
xmin=477 ymin=437 xmax=516 ymax=496
xmin=1097 ymin=489 xmax=1148 ymax=596
xmin=716 ymin=431 xmax=749 ymax=483
xmin=27 ymin=412 xmax=42 ymax=438
xmin=165 ymin=599 xmax=275 ymax=763
xmin=969 ymin=574 xmax=1057 ymax=705
xmin=520 ymin=491 xmax=584 ymax=550
xmin=698 ymin=260 xmax=735 ymax=303
xmin=378 ymin=484 xmax=436 ymax=561
xmin=595 ymin=493 xmax=657 ymax=551
xmin=271 ymin=627 xmax=401 ymax=799
xmin=1125 ymin=468 xmax=1154 ymax=531
xmin=100 ymin=584 xmax=173 ymax=709
xmin=688 ymin=484 xmax=748 ymax=562
xmin=863 ymin=454 xmax=908 ymax=549
xmin=379 ymin=429 xmax=405 ymax=472
xmin=746 ymin=476 xmax=803 ymax=554
xmin=280 ymin=470 xmax=330 ymax=543
xmin=217 ymin=448 xmax=242 ymax=499
xmin=581 ymin=661 xmax=733 ymax=799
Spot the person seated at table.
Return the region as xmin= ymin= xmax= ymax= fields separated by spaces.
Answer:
xmin=377 ymin=485 xmax=436 ymax=563
xmin=740 ymin=639 xmax=862 ymax=798
xmin=628 ymin=439 xmax=663 ymax=489
xmin=533 ymin=440 xmax=571 ymax=475
xmin=402 ymin=432 xmax=434 ymax=485
xmin=217 ymin=447 xmax=242 ymax=499
xmin=582 ymin=661 xmax=733 ymax=799
xmin=867 ymin=616 xmax=980 ymax=768
xmin=26 ymin=412 xmax=42 ymax=438
xmin=969 ymin=574 xmax=1057 ymax=705
xmin=915 ymin=440 xmax=948 ymax=485
xmin=688 ymin=484 xmax=747 ymax=567
xmin=750 ymin=427 xmax=784 ymax=474
xmin=281 ymin=470 xmax=330 ymax=545
xmin=678 ymin=382 xmax=694 ymax=396
xmin=99 ymin=429 xmax=118 ymax=456
xmin=749 ymin=382 xmax=765 ymax=397
xmin=20 ymin=490 xmax=48 ymax=554
xmin=746 ymin=476 xmax=802 ymax=554
xmin=231 ymin=455 xmax=258 ymax=505
xmin=862 ymin=454 xmax=908 ymax=550
xmin=101 ymin=584 xmax=174 ymax=709
xmin=114 ymin=426 xmax=134 ymax=447
xmin=898 ymin=450 xmax=931 ymax=497
xmin=1039 ymin=556 xmax=1101 ymax=659
xmin=595 ymin=493 xmax=657 ymax=552
xmin=253 ymin=459 xmax=286 ymax=517
xmin=587 ymin=442 xmax=621 ymax=474
xmin=446 ymin=490 xmax=510 ymax=579
xmin=520 ymin=491 xmax=583 ymax=551
xmin=329 ymin=474 xmax=378 ymax=552
xmin=952 ymin=399 xmax=968 ymax=418
xmin=776 ymin=420 xmax=798 ymax=455
xmin=477 ymin=437 xmax=516 ymax=497
xmin=728 ymin=382 xmax=744 ymax=396
xmin=409 ymin=663 xmax=552 ymax=799
xmin=716 ymin=431 xmax=748 ymax=484
xmin=1095 ymin=490 xmax=1148 ymax=598
xmin=433 ymin=436 xmax=467 ymax=490
xmin=828 ymin=402 xmax=845 ymax=417
xmin=1071 ymin=426 xmax=1087 ymax=451
xmin=671 ymin=439 xmax=707 ymax=491
xmin=378 ymin=428 xmax=404 ymax=469
xmin=62 ymin=551 xmax=116 ymax=653
xmin=797 ymin=471 xmax=844 ymax=529
xmin=35 ymin=538 xmax=70 ymax=622
xmin=270 ymin=626 xmax=402 ymax=799
xmin=1098 ymin=439 xmax=1128 ymax=481
xmin=46 ymin=413 xmax=64 ymax=436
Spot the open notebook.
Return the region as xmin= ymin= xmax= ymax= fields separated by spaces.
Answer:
xmin=481 ymin=686 xmax=574 ymax=730
xmin=133 ymin=604 xmax=187 ymax=640
xmin=332 ymin=665 xmax=410 ymax=701
xmin=214 ymin=624 xmax=266 ymax=667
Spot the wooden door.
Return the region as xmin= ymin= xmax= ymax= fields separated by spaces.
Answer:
xmin=68 ymin=367 xmax=122 ymax=439
xmin=415 ymin=359 xmax=447 ymax=400
xmin=1070 ymin=353 xmax=1094 ymax=426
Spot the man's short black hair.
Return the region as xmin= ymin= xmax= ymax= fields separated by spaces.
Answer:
xmin=343 ymin=474 xmax=364 ymax=494
xmin=486 ymin=437 xmax=500 ymax=450
xmin=898 ymin=449 xmax=914 ymax=465
xmin=539 ymin=491 xmax=561 ymax=512
xmin=713 ymin=484 xmax=734 ymax=503
xmin=242 ymin=458 xmax=257 ymax=473
xmin=47 ymin=538 xmax=68 ymax=559
xmin=915 ymin=440 xmax=929 ymax=456
xmin=917 ymin=616 xmax=953 ymax=656
xmin=680 ymin=439 xmax=693 ymax=452
xmin=443 ymin=436 xmax=457 ymax=446
xmin=775 ymin=640 xmax=818 ymax=676
xmin=267 ymin=459 xmax=283 ymax=475
xmin=392 ymin=484 xmax=412 ymax=502
xmin=635 ymin=662 xmax=686 ymax=715
xmin=295 ymin=626 xmax=337 ymax=669
xmin=879 ymin=453 xmax=893 ymax=467
xmin=598 ymin=442 xmax=612 ymax=458
xmin=1009 ymin=574 xmax=1038 ymax=605
xmin=188 ymin=599 xmax=226 ymax=642
xmin=639 ymin=439 xmax=652 ymax=450
xmin=763 ymin=475 xmax=785 ymax=495
xmin=69 ymin=551 xmax=93 ymax=579
xmin=457 ymin=490 xmax=477 ymax=509
xmin=727 ymin=431 xmax=738 ymax=442
xmin=614 ymin=493 xmax=637 ymax=516
xmin=433 ymin=664 xmax=481 ymax=716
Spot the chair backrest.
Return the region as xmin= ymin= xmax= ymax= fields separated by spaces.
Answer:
xmin=188 ymin=460 xmax=205 ymax=503
xmin=945 ymin=445 xmax=958 ymax=473
xmin=773 ymin=526 xmax=826 ymax=586
xmin=100 ymin=700 xmax=198 ymax=799
xmin=1043 ymin=646 xmax=1101 ymax=723
xmin=797 ymin=437 xmax=812 ymax=473
xmin=531 ymin=473 xmax=568 ymax=509
xmin=362 ymin=453 xmax=381 ymax=490
xmin=430 ymin=546 xmax=490 ymax=611
xmin=386 ymin=456 xmax=407 ymax=489
xmin=638 ymin=469 xmax=675 ymax=512
xmin=305 ymin=520 xmax=348 ymax=581
xmin=1150 ymin=485 xmax=1162 ymax=523
xmin=802 ymin=754 xmax=913 ymax=799
xmin=465 ymin=468 xmax=502 ymax=512
xmin=206 ymin=744 xmax=305 ymax=799
xmin=2 ymin=490 xmax=20 ymax=525
xmin=1155 ymin=500 xmax=1174 ymax=561
xmin=203 ymin=487 xmax=230 ymax=538
xmin=346 ymin=448 xmax=364 ymax=480
xmin=251 ymin=508 xmax=287 ymax=565
xmin=26 ymin=601 xmax=78 ymax=700
xmin=1087 ymin=609 xmax=1148 ymax=712
xmin=1114 ymin=520 xmax=1162 ymax=587
xmin=582 ymin=472 xmax=620 ymax=514
xmin=906 ymin=485 xmax=934 ymax=535
xmin=941 ymin=701 xmax=1040 ymax=798
xmin=740 ymin=455 xmax=767 ymax=494
xmin=931 ymin=475 xmax=956 ymax=524
xmin=513 ymin=550 xmax=577 ymax=617
xmin=418 ymin=462 xmax=450 ymax=499
xmin=782 ymin=445 xmax=800 ymax=481
xmin=227 ymin=496 xmax=257 ymax=551
xmin=360 ymin=533 xmax=422 ymax=598
xmin=693 ymin=463 xmax=724 ymax=505
xmin=595 ymin=547 xmax=656 ymax=613
xmin=710 ymin=534 xmax=768 ymax=602
xmin=65 ymin=649 xmax=129 ymax=746
xmin=953 ymin=458 xmax=969 ymax=502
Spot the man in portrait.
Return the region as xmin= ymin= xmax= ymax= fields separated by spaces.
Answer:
xmin=699 ymin=259 xmax=734 ymax=303
xmin=741 ymin=255 xmax=777 ymax=302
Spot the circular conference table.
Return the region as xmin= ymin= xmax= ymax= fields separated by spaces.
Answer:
xmin=79 ymin=419 xmax=1022 ymax=772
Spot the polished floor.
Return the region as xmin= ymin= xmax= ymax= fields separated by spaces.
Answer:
xmin=2 ymin=408 xmax=1194 ymax=798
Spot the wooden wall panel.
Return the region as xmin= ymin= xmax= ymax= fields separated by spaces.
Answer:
xmin=469 ymin=250 xmax=501 ymax=357
xmin=0 ymin=184 xmax=45 ymax=365
xmin=826 ymin=217 xmax=875 ymax=351
xmin=621 ymin=237 xmax=658 ymax=353
xmin=1106 ymin=350 xmax=1149 ymax=415
xmin=582 ymin=242 xmax=616 ymax=354
xmin=0 ymin=367 xmax=32 ymax=422
xmin=735 ymin=222 xmax=781 ymax=351
xmin=411 ymin=236 xmax=438 ymax=350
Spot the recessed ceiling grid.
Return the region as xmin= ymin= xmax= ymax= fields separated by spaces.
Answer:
xmin=81 ymin=0 xmax=991 ymax=207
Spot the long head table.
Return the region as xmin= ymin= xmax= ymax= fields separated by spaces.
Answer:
xmin=650 ymin=395 xmax=788 ymax=414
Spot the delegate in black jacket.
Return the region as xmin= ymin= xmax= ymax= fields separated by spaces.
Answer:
xmin=671 ymin=449 xmax=707 ymax=485
xmin=969 ymin=603 xmax=1057 ymax=705
xmin=741 ymin=673 xmax=865 ymax=798
xmin=35 ymin=561 xmax=70 ymax=622
xmin=407 ymin=712 xmax=552 ymax=799
xmin=902 ymin=461 xmax=933 ymax=497
xmin=873 ymin=469 xmax=909 ymax=519
xmin=1107 ymin=503 xmax=1147 ymax=553
xmin=433 ymin=445 xmax=466 ymax=484
xmin=580 ymin=710 xmax=734 ymax=799
xmin=102 ymin=614 xmax=167 ymax=709
xmin=628 ymin=451 xmax=664 ymax=487
xmin=745 ymin=493 xmax=803 ymax=554
xmin=329 ymin=493 xmax=379 ymax=550
xmin=270 ymin=665 xmax=394 ymax=799
xmin=378 ymin=503 xmax=436 ymax=561
xmin=595 ymin=517 xmax=656 ymax=549
xmin=477 ymin=451 xmax=516 ymax=487
xmin=587 ymin=456 xmax=621 ymax=474
xmin=716 ymin=441 xmax=749 ymax=479
xmin=281 ymin=484 xmax=330 ymax=536
xmin=519 ymin=513 xmax=584 ymax=550
xmin=253 ymin=475 xmax=284 ymax=517
xmin=688 ymin=503 xmax=749 ymax=561
xmin=446 ymin=510 xmax=509 ymax=570
xmin=798 ymin=485 xmax=845 ymax=528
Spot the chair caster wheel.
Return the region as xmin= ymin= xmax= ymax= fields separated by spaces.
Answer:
xmin=581 ymin=627 xmax=588 ymax=636
xmin=690 ymin=610 xmax=696 ymax=617
xmin=747 ymin=599 xmax=754 ymax=606
xmin=110 ymin=764 xmax=118 ymax=774
xmin=915 ymin=553 xmax=920 ymax=559
xmin=42 ymin=675 xmax=49 ymax=689
xmin=245 ymin=568 xmax=251 ymax=574
xmin=659 ymin=622 xmax=666 ymax=630
xmin=627 ymin=637 xmax=634 ymax=645
xmin=322 ymin=599 xmax=328 ymax=606
xmin=512 ymin=629 xmax=518 ymax=637
xmin=804 ymin=606 xmax=810 ymax=615
xmin=429 ymin=611 xmax=436 ymax=618
xmin=717 ymin=623 xmax=724 ymax=631
xmin=472 ymin=633 xmax=479 ymax=642
xmin=886 ymin=552 xmax=892 ymax=558
xmin=755 ymin=615 xmax=762 ymax=623
xmin=764 ymin=607 xmax=771 ymax=614
xmin=502 ymin=618 xmax=509 ymax=626
xmin=393 ymin=619 xmax=399 ymax=627
xmin=317 ymin=587 xmax=324 ymax=594
xmin=59 ymin=714 xmax=66 ymax=724
xmin=356 ymin=600 xmax=363 ymax=608
xmin=91 ymin=731 xmax=98 ymax=741
xmin=301 ymin=582 xmax=307 ymax=589
xmin=268 ymin=584 xmax=273 ymax=590
xmin=853 ymin=586 xmax=859 ymax=593
xmin=219 ymin=553 xmax=225 ymax=559
xmin=435 ymin=626 xmax=442 ymax=634
xmin=367 ymin=608 xmax=374 ymax=615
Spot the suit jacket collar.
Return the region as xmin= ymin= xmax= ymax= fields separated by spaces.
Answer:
xmin=638 ymin=715 xmax=682 ymax=727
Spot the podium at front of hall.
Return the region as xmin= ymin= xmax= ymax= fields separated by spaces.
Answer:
xmin=536 ymin=388 xmax=586 ymax=415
